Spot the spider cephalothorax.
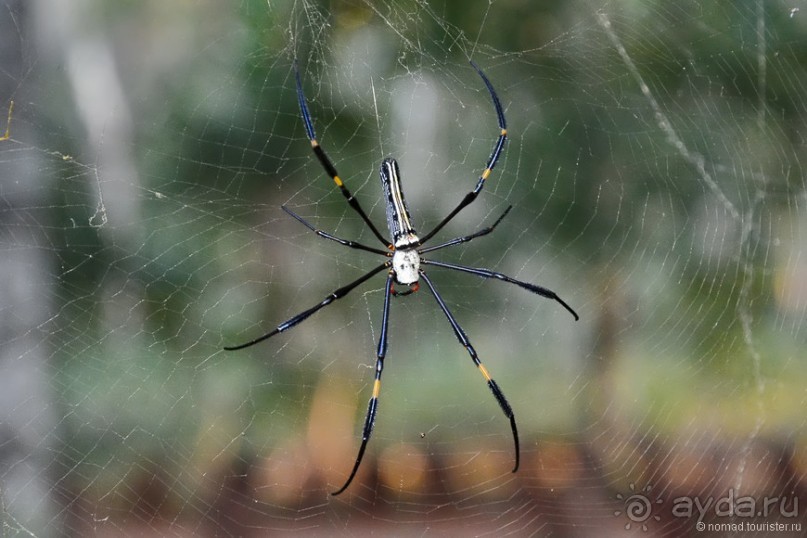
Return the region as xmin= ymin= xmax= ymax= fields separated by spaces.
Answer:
xmin=225 ymin=61 xmax=579 ymax=495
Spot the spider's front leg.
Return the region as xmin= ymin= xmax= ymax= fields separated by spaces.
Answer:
xmin=419 ymin=271 xmax=520 ymax=473
xmin=332 ymin=272 xmax=394 ymax=495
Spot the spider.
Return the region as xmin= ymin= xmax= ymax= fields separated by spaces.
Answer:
xmin=224 ymin=61 xmax=579 ymax=495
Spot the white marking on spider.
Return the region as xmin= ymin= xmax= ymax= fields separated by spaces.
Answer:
xmin=392 ymin=248 xmax=420 ymax=285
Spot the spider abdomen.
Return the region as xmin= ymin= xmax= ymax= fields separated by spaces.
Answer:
xmin=380 ymin=158 xmax=418 ymax=247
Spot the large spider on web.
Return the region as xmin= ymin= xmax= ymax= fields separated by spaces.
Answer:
xmin=224 ymin=61 xmax=579 ymax=495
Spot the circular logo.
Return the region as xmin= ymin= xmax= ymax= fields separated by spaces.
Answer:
xmin=614 ymin=483 xmax=663 ymax=531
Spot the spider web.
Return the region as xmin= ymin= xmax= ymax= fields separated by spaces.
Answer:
xmin=1 ymin=0 xmax=806 ymax=536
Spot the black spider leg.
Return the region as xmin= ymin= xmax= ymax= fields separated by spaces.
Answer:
xmin=421 ymin=259 xmax=579 ymax=321
xmin=419 ymin=271 xmax=520 ymax=473
xmin=283 ymin=205 xmax=390 ymax=256
xmin=332 ymin=271 xmax=394 ymax=495
xmin=294 ymin=62 xmax=392 ymax=249
xmin=418 ymin=205 xmax=512 ymax=255
xmin=223 ymin=262 xmax=389 ymax=351
xmin=417 ymin=61 xmax=507 ymax=246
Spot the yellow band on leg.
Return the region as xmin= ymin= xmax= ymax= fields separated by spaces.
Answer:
xmin=0 ymin=101 xmax=12 ymax=141
xmin=372 ymin=379 xmax=381 ymax=398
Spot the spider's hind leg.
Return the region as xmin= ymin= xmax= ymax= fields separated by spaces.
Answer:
xmin=293 ymin=62 xmax=391 ymax=249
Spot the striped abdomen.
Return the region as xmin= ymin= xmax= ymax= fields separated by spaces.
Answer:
xmin=380 ymin=158 xmax=419 ymax=248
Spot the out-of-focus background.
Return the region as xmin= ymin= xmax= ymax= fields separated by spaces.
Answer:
xmin=1 ymin=0 xmax=806 ymax=536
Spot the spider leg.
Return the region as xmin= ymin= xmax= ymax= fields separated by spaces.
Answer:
xmin=223 ymin=262 xmax=389 ymax=351
xmin=417 ymin=62 xmax=507 ymax=246
xmin=419 ymin=271 xmax=519 ymax=473
xmin=294 ymin=62 xmax=392 ymax=249
xmin=283 ymin=205 xmax=390 ymax=256
xmin=420 ymin=259 xmax=579 ymax=320
xmin=332 ymin=272 xmax=394 ymax=495
xmin=418 ymin=205 xmax=512 ymax=255
xmin=0 ymin=100 xmax=12 ymax=142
